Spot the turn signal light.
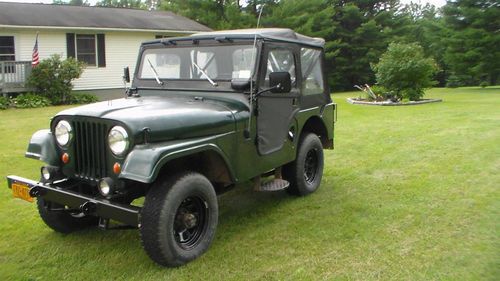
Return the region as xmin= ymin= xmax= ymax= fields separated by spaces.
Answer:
xmin=61 ymin=153 xmax=69 ymax=164
xmin=113 ymin=162 xmax=121 ymax=174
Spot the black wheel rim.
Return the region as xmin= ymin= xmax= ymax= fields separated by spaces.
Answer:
xmin=173 ymin=196 xmax=208 ymax=250
xmin=304 ymin=148 xmax=319 ymax=184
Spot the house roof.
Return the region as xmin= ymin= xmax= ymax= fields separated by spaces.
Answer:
xmin=145 ymin=28 xmax=325 ymax=48
xmin=0 ymin=2 xmax=211 ymax=33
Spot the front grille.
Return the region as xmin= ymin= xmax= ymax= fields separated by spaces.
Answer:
xmin=72 ymin=120 xmax=108 ymax=181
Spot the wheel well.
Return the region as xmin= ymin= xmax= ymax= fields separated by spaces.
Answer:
xmin=301 ymin=116 xmax=332 ymax=149
xmin=156 ymin=150 xmax=233 ymax=194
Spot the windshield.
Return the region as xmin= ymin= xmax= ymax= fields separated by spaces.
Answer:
xmin=139 ymin=44 xmax=256 ymax=82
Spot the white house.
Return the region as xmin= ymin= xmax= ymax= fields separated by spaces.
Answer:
xmin=0 ymin=2 xmax=211 ymax=92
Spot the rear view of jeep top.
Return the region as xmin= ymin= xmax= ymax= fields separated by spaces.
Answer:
xmin=7 ymin=28 xmax=336 ymax=267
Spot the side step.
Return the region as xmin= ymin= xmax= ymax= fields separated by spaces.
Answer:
xmin=256 ymin=179 xmax=290 ymax=192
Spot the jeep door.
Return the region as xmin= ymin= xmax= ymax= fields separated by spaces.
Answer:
xmin=256 ymin=43 xmax=300 ymax=156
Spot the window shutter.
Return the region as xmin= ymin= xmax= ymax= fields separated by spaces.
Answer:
xmin=97 ymin=34 xmax=106 ymax=67
xmin=66 ymin=33 xmax=75 ymax=58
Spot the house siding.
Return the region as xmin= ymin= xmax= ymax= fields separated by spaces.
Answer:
xmin=0 ymin=28 xmax=165 ymax=90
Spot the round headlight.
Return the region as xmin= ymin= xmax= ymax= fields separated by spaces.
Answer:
xmin=108 ymin=126 xmax=129 ymax=156
xmin=99 ymin=178 xmax=113 ymax=197
xmin=55 ymin=120 xmax=72 ymax=146
xmin=41 ymin=166 xmax=51 ymax=181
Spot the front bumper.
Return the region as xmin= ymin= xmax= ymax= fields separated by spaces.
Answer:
xmin=6 ymin=175 xmax=140 ymax=227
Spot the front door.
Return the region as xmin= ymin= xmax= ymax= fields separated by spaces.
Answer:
xmin=256 ymin=46 xmax=299 ymax=155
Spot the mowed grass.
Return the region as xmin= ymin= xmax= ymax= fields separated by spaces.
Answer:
xmin=0 ymin=87 xmax=498 ymax=280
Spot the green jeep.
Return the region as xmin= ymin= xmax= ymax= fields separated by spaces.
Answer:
xmin=7 ymin=28 xmax=336 ymax=267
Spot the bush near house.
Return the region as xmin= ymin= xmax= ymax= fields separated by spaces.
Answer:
xmin=372 ymin=43 xmax=437 ymax=101
xmin=0 ymin=55 xmax=100 ymax=110
xmin=27 ymin=55 xmax=85 ymax=105
xmin=13 ymin=93 xmax=51 ymax=108
xmin=0 ymin=91 xmax=99 ymax=110
xmin=69 ymin=92 xmax=100 ymax=104
xmin=0 ymin=96 xmax=10 ymax=109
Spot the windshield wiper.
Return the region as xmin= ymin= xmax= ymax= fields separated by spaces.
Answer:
xmin=192 ymin=61 xmax=218 ymax=87
xmin=147 ymin=58 xmax=164 ymax=86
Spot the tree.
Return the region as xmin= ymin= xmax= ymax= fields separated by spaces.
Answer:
xmin=156 ymin=0 xmax=499 ymax=90
xmin=397 ymin=3 xmax=448 ymax=86
xmin=324 ymin=0 xmax=401 ymax=91
xmin=442 ymin=0 xmax=500 ymax=85
xmin=160 ymin=0 xmax=255 ymax=29
xmin=261 ymin=0 xmax=401 ymax=91
xmin=372 ymin=42 xmax=437 ymax=101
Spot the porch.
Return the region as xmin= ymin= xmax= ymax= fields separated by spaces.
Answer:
xmin=0 ymin=61 xmax=32 ymax=95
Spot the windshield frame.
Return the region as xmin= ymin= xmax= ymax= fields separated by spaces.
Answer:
xmin=133 ymin=40 xmax=261 ymax=91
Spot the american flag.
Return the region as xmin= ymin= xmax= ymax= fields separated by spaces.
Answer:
xmin=32 ymin=33 xmax=39 ymax=67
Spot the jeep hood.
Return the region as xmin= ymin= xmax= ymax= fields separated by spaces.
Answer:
xmin=56 ymin=95 xmax=247 ymax=142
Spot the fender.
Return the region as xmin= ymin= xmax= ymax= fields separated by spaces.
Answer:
xmin=321 ymin=102 xmax=336 ymax=141
xmin=25 ymin=129 xmax=60 ymax=166
xmin=119 ymin=133 xmax=236 ymax=184
xmin=296 ymin=104 xmax=335 ymax=149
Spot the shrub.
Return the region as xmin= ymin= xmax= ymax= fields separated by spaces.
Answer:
xmin=69 ymin=92 xmax=99 ymax=104
xmin=372 ymin=42 xmax=437 ymax=101
xmin=479 ymin=81 xmax=489 ymax=88
xmin=27 ymin=55 xmax=84 ymax=105
xmin=13 ymin=93 xmax=51 ymax=108
xmin=0 ymin=96 xmax=10 ymax=110
xmin=369 ymin=85 xmax=390 ymax=99
xmin=369 ymin=85 xmax=386 ymax=96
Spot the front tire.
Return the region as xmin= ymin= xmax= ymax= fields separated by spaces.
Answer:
xmin=37 ymin=198 xmax=98 ymax=233
xmin=284 ymin=133 xmax=324 ymax=196
xmin=140 ymin=172 xmax=218 ymax=267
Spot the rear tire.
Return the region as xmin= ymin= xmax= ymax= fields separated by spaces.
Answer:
xmin=140 ymin=172 xmax=218 ymax=267
xmin=37 ymin=198 xmax=98 ymax=233
xmin=283 ymin=133 xmax=324 ymax=196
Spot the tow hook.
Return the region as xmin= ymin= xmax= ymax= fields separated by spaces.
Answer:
xmin=80 ymin=201 xmax=96 ymax=215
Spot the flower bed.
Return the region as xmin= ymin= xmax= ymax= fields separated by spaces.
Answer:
xmin=347 ymin=97 xmax=442 ymax=106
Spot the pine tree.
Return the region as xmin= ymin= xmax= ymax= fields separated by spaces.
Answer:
xmin=442 ymin=0 xmax=500 ymax=85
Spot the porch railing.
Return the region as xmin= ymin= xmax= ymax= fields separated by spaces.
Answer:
xmin=0 ymin=61 xmax=32 ymax=94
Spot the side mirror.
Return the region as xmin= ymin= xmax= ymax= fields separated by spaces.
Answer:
xmin=123 ymin=67 xmax=130 ymax=83
xmin=269 ymin=72 xmax=291 ymax=93
xmin=231 ymin=78 xmax=251 ymax=91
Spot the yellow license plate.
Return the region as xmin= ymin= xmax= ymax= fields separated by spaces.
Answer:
xmin=12 ymin=182 xmax=34 ymax=203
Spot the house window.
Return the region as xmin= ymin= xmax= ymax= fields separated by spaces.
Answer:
xmin=66 ymin=33 xmax=106 ymax=67
xmin=76 ymin=34 xmax=96 ymax=66
xmin=0 ymin=36 xmax=15 ymax=61
xmin=0 ymin=36 xmax=15 ymax=73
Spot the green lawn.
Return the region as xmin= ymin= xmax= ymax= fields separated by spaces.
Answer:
xmin=0 ymin=87 xmax=498 ymax=280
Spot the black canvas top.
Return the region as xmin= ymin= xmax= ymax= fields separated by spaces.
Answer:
xmin=144 ymin=28 xmax=325 ymax=48
xmin=192 ymin=29 xmax=325 ymax=47
xmin=0 ymin=2 xmax=211 ymax=32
